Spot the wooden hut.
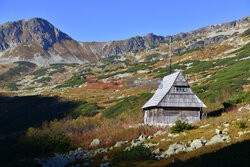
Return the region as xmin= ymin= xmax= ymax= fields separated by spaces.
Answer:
xmin=142 ymin=71 xmax=206 ymax=126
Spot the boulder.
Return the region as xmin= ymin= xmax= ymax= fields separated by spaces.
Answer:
xmin=77 ymin=147 xmax=83 ymax=152
xmin=95 ymin=148 xmax=108 ymax=154
xmin=131 ymin=139 xmax=143 ymax=147
xmin=238 ymin=104 xmax=250 ymax=111
xmin=223 ymin=122 xmax=230 ymax=127
xmin=215 ymin=129 xmax=222 ymax=135
xmin=206 ymin=134 xmax=231 ymax=145
xmin=137 ymin=123 xmax=145 ymax=127
xmin=83 ymin=162 xmax=90 ymax=166
xmin=114 ymin=141 xmax=126 ymax=148
xmin=238 ymin=131 xmax=244 ymax=136
xmin=244 ymin=130 xmax=250 ymax=134
xmin=154 ymin=155 xmax=163 ymax=160
xmin=165 ymin=142 xmax=187 ymax=156
xmin=166 ymin=138 xmax=174 ymax=141
xmin=200 ymin=124 xmax=210 ymax=128
xmin=153 ymin=130 xmax=166 ymax=137
xmin=222 ymin=128 xmax=229 ymax=134
xmin=102 ymin=155 xmax=108 ymax=161
xmin=144 ymin=142 xmax=159 ymax=147
xmin=152 ymin=148 xmax=163 ymax=154
xmin=90 ymin=138 xmax=100 ymax=148
xmin=190 ymin=139 xmax=207 ymax=150
xmin=188 ymin=140 xmax=193 ymax=144
xmin=168 ymin=133 xmax=180 ymax=137
xmin=148 ymin=136 xmax=154 ymax=140
xmin=100 ymin=162 xmax=110 ymax=167
xmin=138 ymin=134 xmax=147 ymax=142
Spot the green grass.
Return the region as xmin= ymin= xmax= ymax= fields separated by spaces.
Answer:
xmin=102 ymin=93 xmax=153 ymax=118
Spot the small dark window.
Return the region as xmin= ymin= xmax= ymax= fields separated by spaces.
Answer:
xmin=176 ymin=87 xmax=186 ymax=92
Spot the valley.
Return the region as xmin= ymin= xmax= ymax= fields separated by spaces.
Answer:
xmin=0 ymin=15 xmax=249 ymax=167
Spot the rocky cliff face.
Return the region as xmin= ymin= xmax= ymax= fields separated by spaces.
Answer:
xmin=0 ymin=16 xmax=249 ymax=66
xmin=0 ymin=18 xmax=72 ymax=51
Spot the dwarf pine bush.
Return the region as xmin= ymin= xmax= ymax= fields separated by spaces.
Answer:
xmin=112 ymin=145 xmax=151 ymax=163
xmin=170 ymin=120 xmax=195 ymax=133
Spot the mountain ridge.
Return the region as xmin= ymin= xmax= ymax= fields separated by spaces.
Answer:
xmin=0 ymin=16 xmax=249 ymax=66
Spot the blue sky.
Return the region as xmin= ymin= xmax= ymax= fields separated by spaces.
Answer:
xmin=0 ymin=0 xmax=249 ymax=42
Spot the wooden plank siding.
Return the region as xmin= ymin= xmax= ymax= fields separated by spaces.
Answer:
xmin=144 ymin=107 xmax=201 ymax=125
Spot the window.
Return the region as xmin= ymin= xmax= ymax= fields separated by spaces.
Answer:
xmin=176 ymin=87 xmax=186 ymax=92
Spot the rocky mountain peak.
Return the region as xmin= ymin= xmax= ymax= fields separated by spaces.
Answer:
xmin=0 ymin=17 xmax=71 ymax=51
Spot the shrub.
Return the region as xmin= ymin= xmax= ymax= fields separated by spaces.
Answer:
xmin=70 ymin=101 xmax=104 ymax=117
xmin=56 ymin=74 xmax=86 ymax=88
xmin=146 ymin=53 xmax=161 ymax=61
xmin=170 ymin=120 xmax=194 ymax=133
xmin=0 ymin=61 xmax=36 ymax=81
xmin=223 ymin=92 xmax=250 ymax=107
xmin=32 ymin=77 xmax=52 ymax=84
xmin=112 ymin=145 xmax=151 ymax=163
xmin=19 ymin=132 xmax=72 ymax=156
xmin=32 ymin=68 xmax=48 ymax=79
xmin=102 ymin=93 xmax=152 ymax=118
xmin=237 ymin=121 xmax=247 ymax=129
xmin=48 ymin=66 xmax=66 ymax=76
xmin=240 ymin=28 xmax=250 ymax=37
xmin=6 ymin=82 xmax=18 ymax=91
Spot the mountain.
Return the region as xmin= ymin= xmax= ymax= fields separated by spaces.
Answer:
xmin=0 ymin=16 xmax=249 ymax=66
xmin=0 ymin=18 xmax=96 ymax=66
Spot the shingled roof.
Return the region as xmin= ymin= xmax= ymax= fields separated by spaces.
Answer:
xmin=142 ymin=71 xmax=206 ymax=109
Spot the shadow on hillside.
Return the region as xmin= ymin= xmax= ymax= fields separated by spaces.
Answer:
xmin=207 ymin=108 xmax=224 ymax=117
xmin=167 ymin=140 xmax=250 ymax=167
xmin=207 ymin=103 xmax=235 ymax=118
xmin=0 ymin=95 xmax=77 ymax=136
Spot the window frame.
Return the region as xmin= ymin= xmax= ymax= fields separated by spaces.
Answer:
xmin=176 ymin=87 xmax=186 ymax=92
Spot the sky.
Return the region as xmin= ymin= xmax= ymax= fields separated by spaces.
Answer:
xmin=0 ymin=0 xmax=249 ymax=42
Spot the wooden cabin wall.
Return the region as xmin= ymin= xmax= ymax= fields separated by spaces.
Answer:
xmin=144 ymin=108 xmax=200 ymax=125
